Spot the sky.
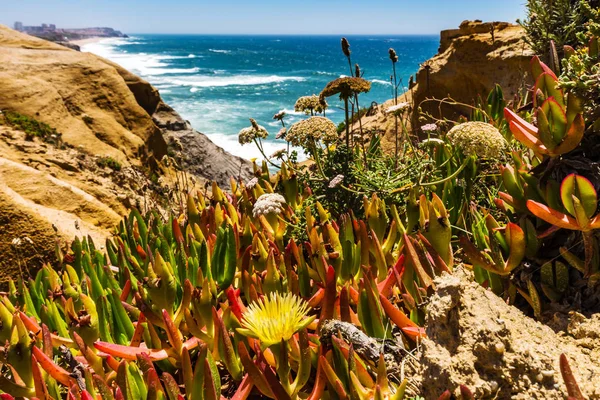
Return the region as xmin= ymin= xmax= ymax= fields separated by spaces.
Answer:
xmin=2 ymin=0 xmax=526 ymax=35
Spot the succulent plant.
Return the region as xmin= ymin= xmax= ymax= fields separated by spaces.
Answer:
xmin=0 ymin=161 xmax=448 ymax=399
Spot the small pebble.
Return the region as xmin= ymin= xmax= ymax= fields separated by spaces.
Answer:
xmin=489 ymin=381 xmax=499 ymax=392
xmin=541 ymin=370 xmax=554 ymax=378
xmin=495 ymin=342 xmax=505 ymax=354
xmin=536 ymin=373 xmax=543 ymax=383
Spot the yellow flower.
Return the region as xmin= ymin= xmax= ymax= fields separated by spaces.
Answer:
xmin=237 ymin=293 xmax=315 ymax=347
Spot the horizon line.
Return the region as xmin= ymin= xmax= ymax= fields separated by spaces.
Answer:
xmin=125 ymin=32 xmax=442 ymax=36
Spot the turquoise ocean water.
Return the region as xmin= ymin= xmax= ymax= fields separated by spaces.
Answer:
xmin=82 ymin=35 xmax=438 ymax=160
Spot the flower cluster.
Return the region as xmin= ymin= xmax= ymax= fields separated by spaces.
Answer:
xmin=285 ymin=116 xmax=338 ymax=147
xmin=270 ymin=148 xmax=287 ymax=159
xmin=421 ymin=123 xmax=438 ymax=132
xmin=319 ymin=77 xmax=372 ymax=101
xmin=237 ymin=292 xmax=315 ymax=346
xmin=447 ymin=121 xmax=507 ymax=159
xmin=272 ymin=110 xmax=286 ymax=121
xmin=252 ymin=193 xmax=286 ymax=218
xmin=276 ymin=127 xmax=287 ymax=140
xmin=238 ymin=118 xmax=269 ymax=145
xmin=385 ymin=102 xmax=411 ymax=115
xmin=246 ymin=177 xmax=259 ymax=189
xmin=329 ymin=174 xmax=344 ymax=188
xmin=294 ymin=95 xmax=327 ymax=114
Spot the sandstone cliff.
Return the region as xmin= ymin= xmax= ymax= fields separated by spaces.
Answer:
xmin=358 ymin=21 xmax=535 ymax=150
xmin=0 ymin=25 xmax=251 ymax=283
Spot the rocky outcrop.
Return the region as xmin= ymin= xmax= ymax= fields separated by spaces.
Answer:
xmin=154 ymin=102 xmax=252 ymax=185
xmin=358 ymin=21 xmax=534 ymax=151
xmin=409 ymin=268 xmax=600 ymax=399
xmin=0 ymin=24 xmax=250 ymax=283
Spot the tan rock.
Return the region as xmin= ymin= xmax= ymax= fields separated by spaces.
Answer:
xmin=410 ymin=268 xmax=600 ymax=399
xmin=356 ymin=21 xmax=534 ymax=152
xmin=0 ymin=25 xmax=250 ymax=283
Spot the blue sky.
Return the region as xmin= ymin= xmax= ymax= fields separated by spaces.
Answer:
xmin=2 ymin=1 xmax=526 ymax=35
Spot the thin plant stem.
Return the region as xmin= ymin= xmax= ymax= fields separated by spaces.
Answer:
xmin=254 ymin=138 xmax=280 ymax=169
xmin=344 ymin=96 xmax=350 ymax=149
xmin=419 ymin=157 xmax=471 ymax=187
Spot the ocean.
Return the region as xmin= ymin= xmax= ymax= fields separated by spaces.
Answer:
xmin=82 ymin=35 xmax=439 ymax=160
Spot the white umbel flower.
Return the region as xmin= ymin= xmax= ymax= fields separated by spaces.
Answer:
xmin=385 ymin=102 xmax=410 ymax=115
xmin=253 ymin=193 xmax=286 ymax=218
xmin=328 ymin=174 xmax=344 ymax=188
xmin=246 ymin=177 xmax=259 ymax=189
xmin=447 ymin=121 xmax=507 ymax=159
xmin=421 ymin=123 xmax=438 ymax=132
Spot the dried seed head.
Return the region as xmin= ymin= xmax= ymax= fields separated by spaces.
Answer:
xmin=286 ymin=116 xmax=338 ymax=147
xmin=276 ymin=127 xmax=287 ymax=140
xmin=238 ymin=119 xmax=269 ymax=145
xmin=341 ymin=37 xmax=351 ymax=57
xmin=389 ymin=48 xmax=398 ymax=63
xmin=272 ymin=110 xmax=286 ymax=121
xmin=294 ymin=95 xmax=327 ymax=114
xmin=269 ymin=148 xmax=286 ymax=160
xmin=320 ymin=77 xmax=372 ymax=101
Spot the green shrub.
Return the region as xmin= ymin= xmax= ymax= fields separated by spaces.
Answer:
xmin=520 ymin=0 xmax=599 ymax=59
xmin=2 ymin=110 xmax=61 ymax=142
xmin=96 ymin=156 xmax=122 ymax=171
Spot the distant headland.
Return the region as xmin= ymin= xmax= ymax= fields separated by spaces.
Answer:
xmin=12 ymin=21 xmax=127 ymax=49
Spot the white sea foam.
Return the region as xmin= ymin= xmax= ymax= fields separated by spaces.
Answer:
xmin=165 ymin=75 xmax=305 ymax=88
xmin=209 ymin=49 xmax=231 ymax=54
xmin=201 ymin=132 xmax=307 ymax=163
xmin=371 ymin=79 xmax=392 ymax=86
xmin=81 ymin=39 xmax=200 ymax=76
xmin=143 ymin=67 xmax=201 ymax=76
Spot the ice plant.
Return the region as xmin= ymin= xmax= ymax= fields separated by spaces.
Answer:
xmin=527 ymin=174 xmax=600 ymax=274
xmin=504 ymin=56 xmax=585 ymax=157
xmin=237 ymin=292 xmax=315 ymax=347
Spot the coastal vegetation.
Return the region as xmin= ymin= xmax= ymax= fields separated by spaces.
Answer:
xmin=1 ymin=1 xmax=600 ymax=399
xmin=1 ymin=110 xmax=62 ymax=144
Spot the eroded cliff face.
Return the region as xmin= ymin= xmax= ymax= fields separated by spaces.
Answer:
xmin=358 ymin=21 xmax=535 ymax=151
xmin=0 ymin=25 xmax=251 ymax=283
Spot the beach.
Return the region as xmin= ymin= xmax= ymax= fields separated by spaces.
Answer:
xmin=70 ymin=37 xmax=106 ymax=47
